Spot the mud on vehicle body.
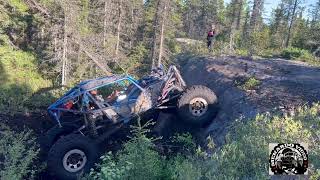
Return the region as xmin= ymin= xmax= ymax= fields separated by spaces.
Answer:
xmin=44 ymin=65 xmax=218 ymax=179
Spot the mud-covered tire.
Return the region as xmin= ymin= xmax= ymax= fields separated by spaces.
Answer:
xmin=177 ymin=85 xmax=218 ymax=126
xmin=47 ymin=134 xmax=99 ymax=180
xmin=40 ymin=124 xmax=79 ymax=155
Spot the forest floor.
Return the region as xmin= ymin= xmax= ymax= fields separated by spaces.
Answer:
xmin=175 ymin=55 xmax=320 ymax=145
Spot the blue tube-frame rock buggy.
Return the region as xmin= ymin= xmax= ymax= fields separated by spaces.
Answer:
xmin=44 ymin=65 xmax=218 ymax=179
xmin=48 ymin=74 xmax=146 ymax=126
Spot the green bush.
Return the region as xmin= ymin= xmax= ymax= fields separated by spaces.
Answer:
xmin=281 ymin=47 xmax=313 ymax=60
xmin=90 ymin=120 xmax=167 ymax=180
xmin=248 ymin=27 xmax=270 ymax=55
xmin=168 ymin=39 xmax=182 ymax=55
xmin=235 ymin=49 xmax=249 ymax=56
xmin=280 ymin=47 xmax=320 ymax=66
xmin=166 ymin=155 xmax=202 ymax=180
xmin=209 ymin=104 xmax=320 ymax=179
xmin=0 ymin=124 xmax=40 ymax=180
xmin=0 ymin=45 xmax=53 ymax=113
xmin=260 ymin=48 xmax=280 ymax=58
xmin=89 ymin=152 xmax=132 ymax=180
xmin=169 ymin=104 xmax=320 ymax=179
xmin=235 ymin=76 xmax=261 ymax=91
xmin=91 ymin=104 xmax=320 ymax=179
xmin=170 ymin=133 xmax=196 ymax=153
xmin=125 ymin=43 xmax=149 ymax=76
xmin=183 ymin=41 xmax=208 ymax=55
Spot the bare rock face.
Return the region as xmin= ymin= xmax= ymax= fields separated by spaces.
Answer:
xmin=179 ymin=55 xmax=320 ymax=145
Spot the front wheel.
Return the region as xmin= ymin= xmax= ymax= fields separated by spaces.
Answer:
xmin=177 ymin=85 xmax=218 ymax=126
xmin=47 ymin=134 xmax=99 ymax=180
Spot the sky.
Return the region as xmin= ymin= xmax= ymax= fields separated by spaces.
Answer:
xmin=225 ymin=0 xmax=318 ymax=22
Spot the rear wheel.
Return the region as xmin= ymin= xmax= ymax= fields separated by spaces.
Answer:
xmin=177 ymin=85 xmax=218 ymax=126
xmin=40 ymin=124 xmax=79 ymax=154
xmin=47 ymin=134 xmax=99 ymax=180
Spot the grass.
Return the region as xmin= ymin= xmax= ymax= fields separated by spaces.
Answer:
xmin=235 ymin=76 xmax=261 ymax=91
xmin=0 ymin=45 xmax=53 ymax=113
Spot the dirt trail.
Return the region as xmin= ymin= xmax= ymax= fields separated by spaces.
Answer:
xmin=179 ymin=55 xmax=320 ymax=145
xmin=0 ymin=112 xmax=53 ymax=134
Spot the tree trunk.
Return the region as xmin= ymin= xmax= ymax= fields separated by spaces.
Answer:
xmin=54 ymin=35 xmax=57 ymax=55
xmin=248 ymin=0 xmax=264 ymax=55
xmin=158 ymin=2 xmax=167 ymax=67
xmin=103 ymin=0 xmax=109 ymax=47
xmin=242 ymin=6 xmax=250 ymax=47
xmin=73 ymin=39 xmax=113 ymax=75
xmin=115 ymin=0 xmax=122 ymax=56
xmin=61 ymin=13 xmax=68 ymax=86
xmin=151 ymin=0 xmax=161 ymax=70
xmin=129 ymin=8 xmax=134 ymax=49
xmin=236 ymin=0 xmax=243 ymax=30
xmin=285 ymin=0 xmax=298 ymax=47
xmin=229 ymin=0 xmax=239 ymax=52
xmin=249 ymin=0 xmax=264 ymax=33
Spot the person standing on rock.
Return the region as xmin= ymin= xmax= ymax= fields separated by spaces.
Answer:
xmin=207 ymin=26 xmax=216 ymax=53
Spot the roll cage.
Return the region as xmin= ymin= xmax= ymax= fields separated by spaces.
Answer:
xmin=47 ymin=65 xmax=187 ymax=127
xmin=48 ymin=75 xmax=143 ymax=127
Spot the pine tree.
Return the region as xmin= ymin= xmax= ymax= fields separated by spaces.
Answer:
xmin=269 ymin=3 xmax=287 ymax=48
xmin=182 ymin=0 xmax=225 ymax=39
xmin=285 ymin=0 xmax=301 ymax=47
xmin=308 ymin=0 xmax=320 ymax=56
xmin=227 ymin=0 xmax=244 ymax=51
xmin=291 ymin=9 xmax=308 ymax=49
xmin=241 ymin=4 xmax=250 ymax=48
xmin=249 ymin=0 xmax=264 ymax=33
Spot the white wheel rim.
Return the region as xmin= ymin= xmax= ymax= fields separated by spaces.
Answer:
xmin=189 ymin=97 xmax=208 ymax=117
xmin=63 ymin=149 xmax=87 ymax=173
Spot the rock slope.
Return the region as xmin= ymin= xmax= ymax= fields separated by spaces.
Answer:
xmin=180 ymin=55 xmax=320 ymax=144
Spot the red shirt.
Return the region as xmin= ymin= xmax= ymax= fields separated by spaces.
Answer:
xmin=208 ymin=31 xmax=215 ymax=37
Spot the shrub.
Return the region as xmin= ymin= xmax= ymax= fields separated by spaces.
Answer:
xmin=0 ymin=45 xmax=52 ymax=113
xmin=281 ymin=47 xmax=313 ymax=60
xmin=235 ymin=76 xmax=261 ymax=91
xmin=207 ymin=103 xmax=320 ymax=179
xmin=183 ymin=41 xmax=208 ymax=55
xmin=91 ymin=104 xmax=320 ymax=179
xmin=89 ymin=152 xmax=132 ymax=180
xmin=248 ymin=27 xmax=270 ymax=55
xmin=125 ymin=43 xmax=149 ymax=76
xmin=235 ymin=49 xmax=249 ymax=56
xmin=170 ymin=133 xmax=197 ymax=153
xmin=0 ymin=124 xmax=39 ymax=180
xmin=280 ymin=47 xmax=320 ymax=66
xmin=90 ymin=120 xmax=167 ymax=180
xmin=167 ymin=104 xmax=320 ymax=179
xmin=166 ymin=155 xmax=202 ymax=180
xmin=260 ymin=48 xmax=280 ymax=58
xmin=168 ymin=39 xmax=182 ymax=55
xmin=189 ymin=104 xmax=318 ymax=179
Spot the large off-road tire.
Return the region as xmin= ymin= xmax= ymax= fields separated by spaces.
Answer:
xmin=47 ymin=134 xmax=99 ymax=180
xmin=40 ymin=124 xmax=79 ymax=155
xmin=177 ymin=85 xmax=218 ymax=126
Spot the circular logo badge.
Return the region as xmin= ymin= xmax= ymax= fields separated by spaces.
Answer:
xmin=269 ymin=143 xmax=308 ymax=175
